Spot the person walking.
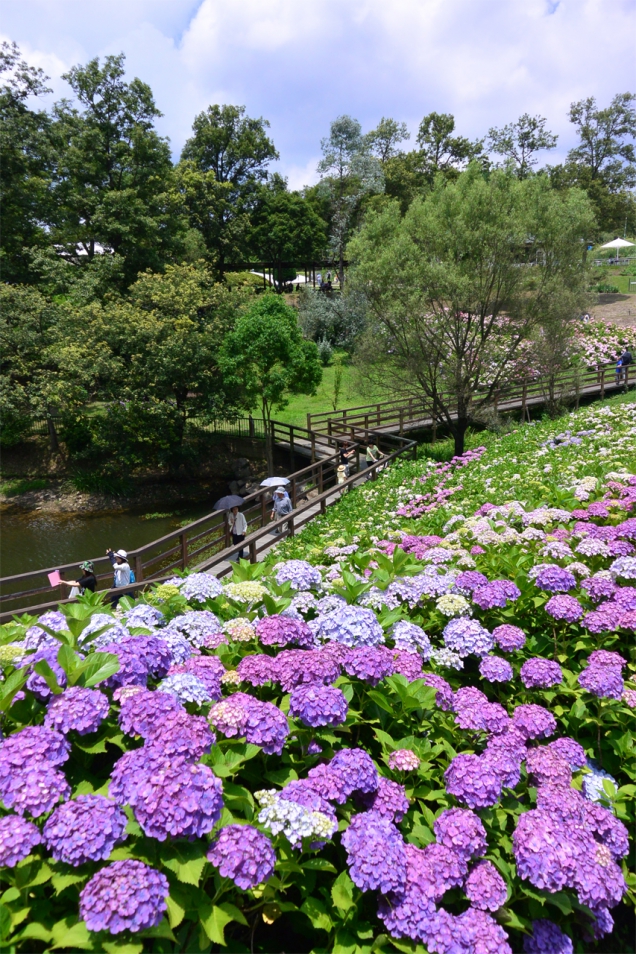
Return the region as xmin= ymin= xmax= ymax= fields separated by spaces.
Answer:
xmin=619 ymin=347 xmax=633 ymax=385
xmin=364 ymin=440 xmax=382 ymax=473
xmin=106 ymin=548 xmax=132 ymax=606
xmin=229 ymin=506 xmax=247 ymax=559
xmin=61 ymin=561 xmax=97 ymax=598
xmin=270 ymin=488 xmax=292 ymax=534
xmin=339 ymin=441 xmax=355 ymax=477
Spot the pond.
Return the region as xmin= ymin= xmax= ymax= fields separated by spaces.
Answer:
xmin=0 ymin=499 xmax=223 ymax=578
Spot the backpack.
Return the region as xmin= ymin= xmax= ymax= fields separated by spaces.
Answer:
xmin=129 ymin=569 xmax=136 ymax=584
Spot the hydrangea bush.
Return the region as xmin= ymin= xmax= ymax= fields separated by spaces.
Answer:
xmin=0 ymin=396 xmax=634 ymax=952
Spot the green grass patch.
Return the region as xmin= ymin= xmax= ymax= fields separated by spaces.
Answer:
xmin=273 ymin=363 xmax=387 ymax=427
xmin=0 ymin=478 xmax=50 ymax=497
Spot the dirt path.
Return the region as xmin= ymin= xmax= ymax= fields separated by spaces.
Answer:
xmin=591 ymin=293 xmax=636 ymax=330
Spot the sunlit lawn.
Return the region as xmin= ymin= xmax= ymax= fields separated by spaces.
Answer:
xmin=272 ymin=363 xmax=387 ymax=428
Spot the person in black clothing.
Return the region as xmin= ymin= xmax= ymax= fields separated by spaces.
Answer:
xmin=620 ymin=348 xmax=633 ymax=384
xmin=339 ymin=441 xmax=356 ymax=477
xmin=61 ymin=561 xmax=97 ymax=597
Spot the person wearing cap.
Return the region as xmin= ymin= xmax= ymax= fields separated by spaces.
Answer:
xmin=270 ymin=488 xmax=292 ymax=534
xmin=106 ymin=549 xmax=131 ymax=605
xmin=61 ymin=561 xmax=97 ymax=597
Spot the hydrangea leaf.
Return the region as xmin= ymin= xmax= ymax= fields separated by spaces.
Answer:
xmin=331 ymin=871 xmax=355 ymax=913
xmin=301 ymin=896 xmax=333 ymax=932
xmin=49 ymin=917 xmax=93 ymax=950
xmin=160 ymin=843 xmax=207 ymax=886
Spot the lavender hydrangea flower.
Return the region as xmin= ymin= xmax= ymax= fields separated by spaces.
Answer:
xmin=545 ymin=594 xmax=584 ymax=622
xmin=118 ymin=688 xmax=183 ymax=737
xmin=582 ymin=761 xmax=617 ymax=804
xmin=0 ymin=763 xmax=71 ymax=817
xmin=24 ymin=610 xmax=67 ymax=650
xmin=274 ymin=559 xmax=322 ymax=590
xmin=165 ymin=572 xmax=223 ymax=603
xmin=316 ymin=605 xmax=384 ymax=647
xmin=44 ymin=686 xmax=109 ymax=735
xmin=581 ymin=575 xmax=617 ymax=602
xmin=129 ymin=757 xmax=224 ymax=839
xmin=465 ymin=860 xmax=507 ymax=911
xmin=169 ymin=610 xmax=223 ymax=647
xmin=43 ymin=795 xmax=128 ymax=865
xmin=343 ymin=646 xmax=395 ymax=685
xmin=548 ymin=737 xmax=586 ymax=769
xmin=289 ymin=684 xmax=348 ymax=727
xmin=79 ymin=860 xmax=169 ymax=934
xmin=80 ymin=614 xmax=129 ymax=649
xmin=361 ymin=777 xmax=409 ymax=822
xmin=0 ymin=815 xmax=42 ymax=866
xmin=455 ymin=571 xmax=489 ymax=594
xmin=520 ymin=658 xmax=563 ymax=689
xmin=153 ymin=629 xmax=193 ymax=664
xmin=393 ymin=650 xmax=425 ymax=682
xmin=421 ymin=673 xmax=454 ymax=710
xmin=587 ymin=649 xmax=626 ymax=669
xmin=255 ymin=790 xmax=336 ymax=846
xmin=443 ymin=618 xmax=494 ymax=657
xmin=329 ymin=748 xmax=379 ymax=797
xmin=479 ymin=655 xmax=513 ymax=682
xmin=533 ymin=565 xmax=576 ymax=593
xmin=492 ymin=624 xmax=526 ymax=651
xmin=512 ymin=704 xmax=556 ymax=739
xmin=444 ymin=754 xmax=503 ymax=809
xmin=388 ymin=749 xmax=420 ymax=772
xmin=391 ymin=620 xmax=432 ymax=658
xmin=525 ymin=747 xmax=572 ymax=787
xmin=578 ymin=665 xmax=624 ymax=699
xmin=209 ymin=693 xmax=289 ymax=754
xmin=168 ymin=656 xmax=224 ymax=699
xmin=523 ymin=920 xmax=573 ymax=954
xmin=472 ymin=580 xmax=520 ymax=610
xmin=255 ymin=614 xmax=314 ymax=648
xmin=19 ymin=648 xmax=67 ymax=701
xmin=609 ymin=556 xmax=636 ymax=581
xmin=433 ymin=808 xmax=487 ymax=863
xmin=0 ymin=726 xmax=70 ymax=766
xmin=123 ymin=604 xmax=166 ymax=629
xmin=377 ymin=844 xmax=438 ymax=941
xmin=145 ymin=710 xmax=216 ymax=760
xmin=341 ymin=811 xmax=407 ymax=894
xmin=207 ymin=824 xmax=276 ymax=889
xmin=158 ymin=672 xmax=212 ymax=705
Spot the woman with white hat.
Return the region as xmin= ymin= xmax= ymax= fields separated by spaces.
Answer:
xmin=106 ymin=548 xmax=131 ymax=604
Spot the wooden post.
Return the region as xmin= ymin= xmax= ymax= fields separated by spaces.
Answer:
xmin=289 ymin=426 xmax=295 ymax=469
xmin=318 ymin=461 xmax=324 ymax=493
xmin=306 ymin=413 xmax=311 ymax=431
xmin=249 ymin=415 xmax=255 ymax=438
xmin=310 ymin=432 xmax=316 ymax=462
xmin=291 ymin=477 xmax=297 ymax=507
xmin=601 ymin=368 xmax=605 ymax=399
xmin=399 ymin=407 xmax=404 ymax=436
xmin=134 ymin=555 xmax=144 ymax=582
xmin=320 ymin=497 xmax=327 ymax=514
xmin=355 ymin=444 xmax=360 ymax=473
xmin=224 ymin=516 xmax=231 ymax=549
xmin=288 ymin=515 xmax=295 ymax=537
xmin=249 ymin=540 xmax=257 ymax=564
xmin=261 ymin=492 xmax=267 ymax=527
xmin=180 ymin=533 xmax=188 ymax=570
xmin=364 ymin=413 xmax=369 ymax=430
xmin=521 ymin=380 xmax=527 ymax=422
xmin=377 ymin=404 xmax=381 ymax=426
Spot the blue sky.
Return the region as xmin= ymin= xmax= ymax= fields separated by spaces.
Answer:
xmin=3 ymin=0 xmax=635 ymax=188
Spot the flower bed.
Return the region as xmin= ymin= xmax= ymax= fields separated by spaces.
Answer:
xmin=0 ymin=397 xmax=635 ymax=952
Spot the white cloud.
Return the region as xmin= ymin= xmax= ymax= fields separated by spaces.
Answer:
xmin=3 ymin=0 xmax=635 ymax=168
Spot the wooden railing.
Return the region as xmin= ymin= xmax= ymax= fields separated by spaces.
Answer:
xmin=307 ymin=361 xmax=633 ymax=436
xmin=0 ymin=430 xmax=415 ymax=621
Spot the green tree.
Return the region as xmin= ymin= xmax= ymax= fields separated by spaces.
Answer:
xmin=365 ymin=117 xmax=410 ymax=163
xmin=487 ymin=113 xmax=557 ymax=178
xmin=219 ymin=295 xmax=322 ymax=471
xmin=0 ymin=42 xmax=53 ymax=283
xmin=49 ymin=53 xmax=185 ymax=285
xmin=349 ymin=165 xmax=594 ymax=455
xmin=180 ymin=105 xmax=279 ymax=274
xmin=318 ymin=115 xmax=384 ymax=284
xmin=248 ymin=174 xmax=327 ymax=284
xmin=416 ymin=112 xmax=483 ymax=179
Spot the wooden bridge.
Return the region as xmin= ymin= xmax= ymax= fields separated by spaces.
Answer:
xmin=307 ymin=361 xmax=634 ymax=440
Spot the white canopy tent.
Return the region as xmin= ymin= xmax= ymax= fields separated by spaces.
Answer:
xmin=598 ymin=237 xmax=635 ymax=263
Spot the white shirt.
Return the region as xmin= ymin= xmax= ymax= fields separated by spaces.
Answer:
xmin=231 ymin=512 xmax=247 ymax=535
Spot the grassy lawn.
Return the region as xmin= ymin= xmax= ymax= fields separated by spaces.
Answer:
xmin=272 ymin=363 xmax=388 ymax=428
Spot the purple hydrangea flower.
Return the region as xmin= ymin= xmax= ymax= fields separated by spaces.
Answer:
xmin=128 ymin=757 xmax=224 ymax=839
xmin=316 ymin=605 xmax=384 ymax=647
xmin=578 ymin=665 xmax=624 ymax=700
xmin=525 ymin=747 xmax=572 ymax=787
xmin=207 ymin=824 xmax=276 ymax=890
xmin=520 ymin=658 xmax=563 ymax=689
xmin=588 ymin=649 xmax=626 ymax=669
xmin=153 ymin=629 xmax=193 ymax=664
xmin=391 ymin=620 xmax=432 ymax=657
xmin=330 ymin=748 xmax=379 ymax=796
xmin=169 ymin=610 xmax=223 ymax=647
xmin=289 ymin=684 xmax=348 ymax=727
xmin=44 ymin=686 xmax=109 ymax=736
xmin=545 ymin=594 xmax=584 ymax=622
xmin=421 ymin=673 xmax=454 ymax=710
xmin=19 ymin=648 xmax=67 ymax=702
xmin=0 ymin=726 xmax=70 ymax=766
xmin=443 ymin=618 xmax=493 ymax=657
xmin=581 ymin=575 xmax=617 ymax=602
xmin=24 ymin=610 xmax=67 ymax=650
xmin=145 ymin=709 xmax=216 ymax=760
xmin=513 ymin=809 xmax=579 ymax=893
xmin=274 ymin=559 xmax=322 ymax=590
xmin=341 ymin=810 xmax=407 ymax=894
xmin=444 ymin=754 xmax=503 ymax=809
xmin=123 ymin=604 xmax=166 ymax=629
xmin=479 ymin=655 xmax=513 ymax=682
xmin=167 ymin=656 xmax=224 ymax=699
xmin=158 ymin=672 xmax=212 ymax=705
xmin=0 ymin=763 xmax=71 ymax=817
xmin=276 ymin=648 xmax=342 ymax=691
xmin=256 ymin=614 xmax=314 ymax=648
xmin=548 ymin=737 xmax=586 ymax=769
xmin=465 ymin=860 xmax=507 ymax=911
xmin=237 ymin=652 xmax=277 ymax=687
xmin=43 ymin=795 xmax=127 ymax=865
xmin=343 ymin=646 xmax=395 ymax=685
xmin=101 ymin=640 xmax=149 ymax=689
xmin=492 ymin=624 xmax=526 ymax=652
xmin=0 ymin=815 xmax=42 ymax=866
xmin=533 ymin=565 xmax=576 ymax=592
xmin=450 ymin=908 xmax=512 ymax=953
xmin=377 ymin=844 xmax=438 ymax=941
xmin=472 ymin=580 xmax=520 ymax=610
xmin=393 ymin=649 xmax=425 ymax=682
xmin=118 ymin=688 xmax=183 ymax=737
xmin=209 ymin=693 xmax=289 ymax=754
xmin=79 ymin=860 xmax=169 ymax=934
xmin=512 ymin=704 xmax=556 ymax=740
xmin=179 ymin=572 xmax=223 ymax=603
xmin=388 ymin=749 xmax=420 ymax=772
xmin=455 ymin=571 xmax=489 ymax=594
xmin=361 ymin=777 xmax=409 ymax=822
xmin=523 ymin=920 xmax=573 ymax=954
xmin=433 ymin=808 xmax=487 ymax=863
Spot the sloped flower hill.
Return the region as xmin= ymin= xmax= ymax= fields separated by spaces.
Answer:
xmin=0 ymin=398 xmax=635 ymax=953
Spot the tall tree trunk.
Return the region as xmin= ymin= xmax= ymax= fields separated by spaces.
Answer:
xmin=453 ymin=416 xmax=468 ymax=457
xmin=47 ymin=416 xmax=60 ymax=454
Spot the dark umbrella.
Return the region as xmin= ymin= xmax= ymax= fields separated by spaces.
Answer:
xmin=213 ymin=495 xmax=245 ymax=511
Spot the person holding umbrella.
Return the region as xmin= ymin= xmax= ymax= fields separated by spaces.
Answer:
xmin=270 ymin=488 xmax=292 ymax=533
xmin=229 ymin=506 xmax=247 ymax=558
